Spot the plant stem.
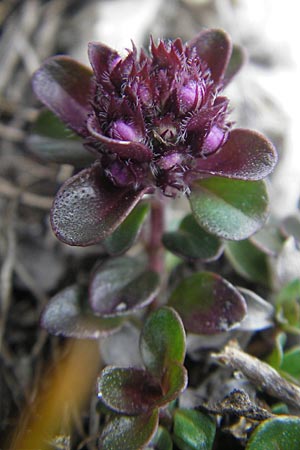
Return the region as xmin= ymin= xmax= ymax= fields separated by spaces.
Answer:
xmin=148 ymin=196 xmax=165 ymax=274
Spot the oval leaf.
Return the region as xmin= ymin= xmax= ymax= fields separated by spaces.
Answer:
xmin=51 ymin=164 xmax=148 ymax=246
xmin=89 ymin=256 xmax=160 ymax=316
xmin=140 ymin=307 xmax=186 ymax=378
xmin=97 ymin=367 xmax=162 ymax=415
xmin=225 ymin=239 xmax=270 ymax=286
xmin=99 ymin=410 xmax=158 ymax=450
xmin=196 ymin=129 xmax=277 ymax=180
xmin=32 ymin=55 xmax=93 ymax=135
xmin=168 ymin=272 xmax=247 ymax=334
xmin=189 ymin=177 xmax=269 ymax=240
xmin=246 ymin=416 xmax=300 ymax=450
xmin=162 ymin=214 xmax=223 ymax=261
xmin=188 ymin=29 xmax=232 ymax=84
xmin=103 ymin=202 xmax=149 ymax=255
xmin=41 ymin=285 xmax=123 ymax=339
xmin=173 ymin=408 xmax=216 ymax=450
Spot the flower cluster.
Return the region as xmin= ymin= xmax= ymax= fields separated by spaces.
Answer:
xmin=32 ymin=29 xmax=277 ymax=245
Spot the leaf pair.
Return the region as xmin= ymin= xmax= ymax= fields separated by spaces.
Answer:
xmin=98 ymin=307 xmax=187 ymax=449
xmin=41 ymin=256 xmax=160 ymax=338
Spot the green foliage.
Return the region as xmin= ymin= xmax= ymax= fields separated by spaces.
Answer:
xmin=173 ymin=409 xmax=216 ymax=450
xmin=225 ymin=238 xmax=270 ymax=286
xmin=97 ymin=307 xmax=187 ymax=447
xmin=246 ymin=416 xmax=300 ymax=450
xmin=189 ymin=177 xmax=269 ymax=241
xmin=162 ymin=214 xmax=223 ymax=261
xmin=103 ymin=202 xmax=150 ymax=255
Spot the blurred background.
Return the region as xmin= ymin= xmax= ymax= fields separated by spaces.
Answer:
xmin=1 ymin=0 xmax=300 ymax=447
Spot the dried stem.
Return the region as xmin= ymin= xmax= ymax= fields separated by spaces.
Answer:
xmin=212 ymin=341 xmax=300 ymax=410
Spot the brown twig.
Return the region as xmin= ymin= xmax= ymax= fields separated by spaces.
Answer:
xmin=212 ymin=341 xmax=300 ymax=410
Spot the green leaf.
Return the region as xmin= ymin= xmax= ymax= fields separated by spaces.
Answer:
xmin=266 ymin=332 xmax=286 ymax=369
xmin=225 ymin=239 xmax=270 ymax=286
xmin=146 ymin=426 xmax=173 ymax=450
xmin=280 ymin=346 xmax=300 ymax=381
xmin=97 ymin=367 xmax=162 ymax=415
xmin=41 ymin=285 xmax=123 ymax=339
xmin=27 ymin=109 xmax=94 ymax=166
xmin=89 ymin=256 xmax=160 ymax=316
xmin=99 ymin=410 xmax=159 ymax=450
xmin=140 ymin=307 xmax=186 ymax=378
xmin=168 ymin=271 xmax=247 ymax=334
xmin=275 ymin=279 xmax=300 ymax=333
xmin=173 ymin=409 xmax=216 ymax=450
xmin=189 ymin=177 xmax=269 ymax=240
xmin=246 ymin=416 xmax=300 ymax=450
xmin=103 ymin=202 xmax=149 ymax=255
xmin=162 ymin=214 xmax=223 ymax=261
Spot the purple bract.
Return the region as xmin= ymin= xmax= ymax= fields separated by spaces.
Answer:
xmin=32 ymin=29 xmax=277 ymax=245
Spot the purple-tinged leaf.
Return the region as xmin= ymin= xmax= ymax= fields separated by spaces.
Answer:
xmin=162 ymin=214 xmax=223 ymax=261
xmin=99 ymin=410 xmax=158 ymax=450
xmin=50 ymin=164 xmax=148 ymax=246
xmin=88 ymin=41 xmax=120 ymax=81
xmin=32 ymin=56 xmax=93 ymax=135
xmin=196 ymin=129 xmax=277 ymax=181
xmin=40 ymin=285 xmax=123 ymax=339
xmin=168 ymin=272 xmax=247 ymax=334
xmin=189 ymin=177 xmax=269 ymax=241
xmin=89 ymin=256 xmax=160 ymax=316
xmin=97 ymin=367 xmax=162 ymax=415
xmin=223 ymin=44 xmax=246 ymax=86
xmin=140 ymin=307 xmax=186 ymax=378
xmin=156 ymin=362 xmax=188 ymax=408
xmin=188 ymin=29 xmax=232 ymax=83
xmin=87 ymin=115 xmax=152 ymax=162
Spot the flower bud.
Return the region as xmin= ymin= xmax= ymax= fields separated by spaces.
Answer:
xmin=179 ymin=80 xmax=204 ymax=113
xmin=202 ymin=125 xmax=226 ymax=155
xmin=109 ymin=120 xmax=140 ymax=142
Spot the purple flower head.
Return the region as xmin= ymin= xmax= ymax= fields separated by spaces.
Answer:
xmin=32 ymin=29 xmax=277 ymax=246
